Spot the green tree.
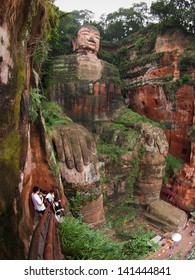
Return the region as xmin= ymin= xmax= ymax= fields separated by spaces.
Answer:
xmin=150 ymin=0 xmax=195 ymax=33
xmin=33 ymin=1 xmax=62 ymax=72
xmin=71 ymin=9 xmax=95 ymax=25
xmin=106 ymin=5 xmax=148 ymax=40
xmin=48 ymin=9 xmax=95 ymax=56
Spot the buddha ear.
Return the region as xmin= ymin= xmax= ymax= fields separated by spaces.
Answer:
xmin=72 ymin=38 xmax=77 ymax=52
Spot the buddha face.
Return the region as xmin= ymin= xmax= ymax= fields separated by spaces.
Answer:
xmin=72 ymin=26 xmax=100 ymax=54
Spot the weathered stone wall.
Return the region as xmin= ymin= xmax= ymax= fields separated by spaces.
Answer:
xmin=128 ymin=84 xmax=194 ymax=160
xmin=0 ymin=0 xmax=48 ymax=259
xmin=122 ymin=28 xmax=195 ymax=161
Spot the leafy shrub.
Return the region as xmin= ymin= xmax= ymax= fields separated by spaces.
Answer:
xmin=113 ymin=107 xmax=160 ymax=128
xmin=58 ymin=216 xmax=125 ymax=260
xmin=97 ymin=142 xmax=127 ymax=161
xmin=123 ymin=235 xmax=156 ymax=260
xmin=58 ymin=216 xmax=156 ymax=260
xmin=164 ymin=153 xmax=184 ymax=184
xmin=189 ymin=124 xmax=195 ymax=142
xmin=187 ymin=247 xmax=195 ymax=260
xmin=42 ymin=101 xmax=72 ymax=129
xmin=181 ymin=73 xmax=190 ymax=83
xmin=29 ymin=88 xmax=45 ymax=123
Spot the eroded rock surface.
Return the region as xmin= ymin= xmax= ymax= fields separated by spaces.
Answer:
xmin=122 ymin=28 xmax=195 ymax=161
xmin=0 ymin=0 xmax=51 ymax=259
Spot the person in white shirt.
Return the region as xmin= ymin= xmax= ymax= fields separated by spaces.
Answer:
xmin=31 ymin=186 xmax=46 ymax=214
xmin=45 ymin=189 xmax=55 ymax=204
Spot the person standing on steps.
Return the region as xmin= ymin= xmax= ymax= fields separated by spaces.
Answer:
xmin=45 ymin=189 xmax=55 ymax=204
xmin=31 ymin=186 xmax=46 ymax=215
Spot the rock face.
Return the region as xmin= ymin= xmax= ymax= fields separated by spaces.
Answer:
xmin=171 ymin=163 xmax=195 ymax=207
xmin=162 ymin=102 xmax=195 ymax=210
xmin=0 ymin=0 xmax=34 ymax=259
xmin=165 ymin=121 xmax=195 ymax=209
xmin=126 ymin=27 xmax=195 ymax=214
xmin=122 ymin=27 xmax=195 ymax=161
xmin=19 ymin=120 xmax=69 ymax=257
xmin=145 ymin=199 xmax=187 ymax=232
xmin=0 ymin=0 xmax=62 ymax=259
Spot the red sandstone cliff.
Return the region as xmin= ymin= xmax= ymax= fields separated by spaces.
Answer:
xmin=0 ymin=0 xmax=56 ymax=259
xmin=122 ymin=27 xmax=195 ymax=161
xmin=120 ymin=26 xmax=195 ymax=210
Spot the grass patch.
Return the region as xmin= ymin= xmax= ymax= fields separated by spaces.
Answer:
xmin=97 ymin=142 xmax=128 ymax=161
xmin=42 ymin=101 xmax=72 ymax=130
xmin=105 ymin=200 xmax=137 ymax=229
xmin=113 ymin=107 xmax=161 ymax=129
xmin=58 ymin=216 xmax=125 ymax=260
xmin=58 ymin=216 xmax=156 ymax=260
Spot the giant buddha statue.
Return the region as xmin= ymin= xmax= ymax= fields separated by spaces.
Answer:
xmin=47 ymin=24 xmax=122 ymax=132
xmin=46 ymin=24 xmax=123 ymax=226
xmin=46 ymin=25 xmax=187 ymax=232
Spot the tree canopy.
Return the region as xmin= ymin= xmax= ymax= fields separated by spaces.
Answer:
xmin=150 ymin=0 xmax=195 ymax=33
xmin=39 ymin=0 xmax=195 ymax=62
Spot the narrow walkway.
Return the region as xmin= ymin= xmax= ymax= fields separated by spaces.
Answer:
xmin=28 ymin=204 xmax=64 ymax=260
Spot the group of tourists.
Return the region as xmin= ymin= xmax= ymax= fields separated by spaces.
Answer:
xmin=31 ymin=186 xmax=64 ymax=221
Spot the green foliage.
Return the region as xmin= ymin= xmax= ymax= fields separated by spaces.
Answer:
xmin=50 ymin=161 xmax=59 ymax=177
xmin=113 ymin=107 xmax=160 ymax=128
xmin=115 ymin=221 xmax=158 ymax=259
xmin=58 ymin=216 xmax=156 ymax=260
xmin=97 ymin=142 xmax=127 ymax=161
xmin=42 ymin=101 xmax=72 ymax=129
xmin=99 ymin=171 xmax=111 ymax=185
xmin=164 ymin=153 xmax=184 ymax=184
xmin=181 ymin=73 xmax=190 ymax=83
xmin=150 ymin=0 xmax=195 ymax=34
xmin=103 ymin=4 xmax=149 ymax=41
xmin=58 ymin=216 xmax=125 ymax=260
xmin=179 ymin=51 xmax=195 ymax=73
xmin=123 ymin=231 xmax=157 ymax=260
xmin=29 ymin=91 xmax=72 ymax=128
xmin=29 ymin=88 xmax=45 ymax=123
xmin=98 ymin=50 xmax=117 ymax=65
xmin=162 ymin=80 xmax=181 ymax=102
xmin=67 ymin=188 xmax=101 ymax=217
xmin=127 ymin=157 xmax=140 ymax=193
xmin=187 ymin=247 xmax=195 ymax=260
xmin=48 ymin=9 xmax=95 ymax=56
xmin=189 ymin=124 xmax=195 ymax=142
xmin=33 ymin=41 xmax=50 ymax=73
xmin=129 ymin=52 xmax=164 ymax=69
xmin=32 ymin=1 xmax=62 ymax=71
xmin=105 ymin=201 xmax=137 ymax=229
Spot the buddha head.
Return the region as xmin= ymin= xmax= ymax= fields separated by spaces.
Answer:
xmin=72 ymin=25 xmax=100 ymax=55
